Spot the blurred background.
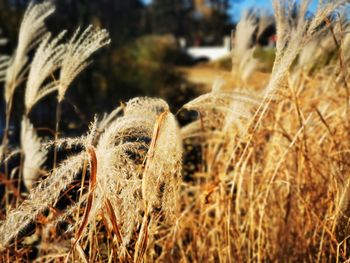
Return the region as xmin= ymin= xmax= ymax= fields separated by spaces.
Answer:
xmin=0 ymin=0 xmax=295 ymax=137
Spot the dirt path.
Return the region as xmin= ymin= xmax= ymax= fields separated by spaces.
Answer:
xmin=177 ymin=65 xmax=270 ymax=91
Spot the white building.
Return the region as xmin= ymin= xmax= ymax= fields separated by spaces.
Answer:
xmin=181 ymin=36 xmax=231 ymax=61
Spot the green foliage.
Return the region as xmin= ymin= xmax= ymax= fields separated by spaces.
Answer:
xmin=110 ymin=35 xmax=196 ymax=107
xmin=209 ymin=55 xmax=232 ymax=70
xmin=210 ymin=47 xmax=276 ymax=72
xmin=253 ymin=46 xmax=276 ymax=72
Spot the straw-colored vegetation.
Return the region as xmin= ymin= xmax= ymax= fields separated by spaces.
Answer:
xmin=1 ymin=0 xmax=350 ymax=262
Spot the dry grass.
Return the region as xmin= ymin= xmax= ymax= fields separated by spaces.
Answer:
xmin=1 ymin=0 xmax=350 ymax=262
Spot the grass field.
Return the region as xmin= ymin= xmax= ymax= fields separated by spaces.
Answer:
xmin=1 ymin=0 xmax=350 ymax=262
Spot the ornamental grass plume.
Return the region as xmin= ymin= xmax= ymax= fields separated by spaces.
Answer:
xmin=232 ymin=11 xmax=259 ymax=84
xmin=232 ymin=11 xmax=256 ymax=62
xmin=0 ymin=116 xmax=101 ymax=249
xmin=182 ymin=79 xmax=261 ymax=135
xmin=3 ymin=0 xmax=350 ymax=261
xmin=24 ymin=32 xmax=67 ymax=114
xmin=4 ymin=1 xmax=54 ymax=105
xmin=0 ymin=153 xmax=85 ymax=248
xmin=265 ymin=0 xmax=349 ymax=97
xmin=44 ymin=97 xmax=182 ymax=260
xmin=134 ymin=108 xmax=182 ymax=261
xmin=58 ymin=25 xmax=111 ymax=102
xmin=20 ymin=116 xmax=48 ymax=190
xmin=181 ymin=79 xmax=261 ymax=182
xmin=142 ymin=109 xmax=182 ymax=219
xmin=256 ymin=12 xmax=275 ymax=41
xmin=92 ymin=97 xmax=182 ymax=246
xmin=231 ymin=10 xmax=276 ymax=84
xmin=0 ymin=97 xmax=183 ymax=260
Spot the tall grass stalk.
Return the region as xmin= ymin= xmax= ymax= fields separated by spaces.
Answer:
xmin=2 ymin=0 xmax=350 ymax=261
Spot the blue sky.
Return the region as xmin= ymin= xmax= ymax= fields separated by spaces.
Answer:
xmin=230 ymin=0 xmax=319 ymax=21
xmin=231 ymin=0 xmax=273 ymax=19
xmin=142 ymin=0 xmax=320 ymax=22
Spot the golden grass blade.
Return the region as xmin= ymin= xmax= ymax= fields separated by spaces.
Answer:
xmin=73 ymin=146 xmax=97 ymax=246
xmin=145 ymin=110 xmax=169 ymax=161
xmin=104 ymin=198 xmax=123 ymax=246
xmin=141 ymin=108 xmax=182 ymax=219
xmin=133 ymin=213 xmax=149 ymax=263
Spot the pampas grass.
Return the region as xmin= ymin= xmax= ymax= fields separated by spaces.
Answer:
xmin=20 ymin=117 xmax=48 ymax=190
xmin=24 ymin=32 xmax=66 ymax=114
xmin=4 ymin=1 xmax=54 ymax=105
xmin=232 ymin=11 xmax=259 ymax=84
xmin=0 ymin=0 xmax=55 ymax=221
xmin=2 ymin=0 xmax=350 ymax=262
xmin=52 ymin=25 xmax=110 ymax=167
xmin=266 ymin=0 xmax=348 ymax=96
xmin=142 ymin=109 xmax=182 ymax=218
xmin=0 ymin=153 xmax=85 ymax=248
xmin=58 ymin=25 xmax=111 ymax=102
xmin=92 ymin=97 xmax=180 ymax=247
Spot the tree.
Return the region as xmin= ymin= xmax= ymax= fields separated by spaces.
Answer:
xmin=150 ymin=0 xmax=194 ymax=36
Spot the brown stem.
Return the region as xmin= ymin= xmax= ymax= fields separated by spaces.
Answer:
xmin=2 ymin=98 xmax=13 ymax=214
xmin=53 ymin=101 xmax=61 ymax=169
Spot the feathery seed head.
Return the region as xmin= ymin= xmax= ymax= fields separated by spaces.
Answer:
xmin=142 ymin=110 xmax=182 ymax=219
xmin=265 ymin=0 xmax=350 ymax=97
xmin=183 ymin=87 xmax=261 ymax=132
xmin=94 ymin=97 xmax=180 ymax=244
xmin=58 ymin=26 xmax=111 ymax=102
xmin=25 ymin=31 xmax=67 ymax=113
xmin=5 ymin=1 xmax=55 ymax=104
xmin=21 ymin=116 xmax=48 ymax=190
